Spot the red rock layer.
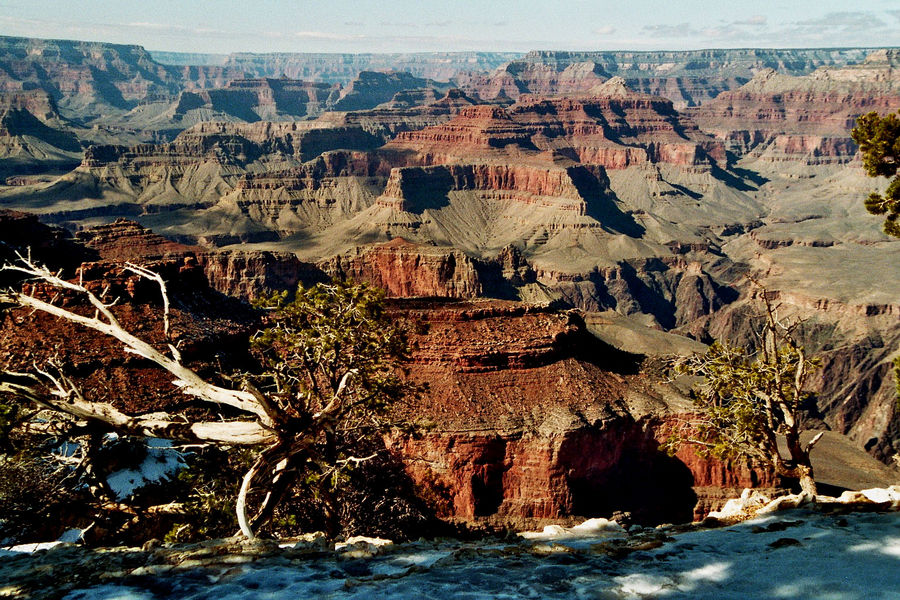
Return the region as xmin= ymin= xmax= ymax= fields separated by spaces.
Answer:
xmin=75 ymin=218 xmax=200 ymax=262
xmin=375 ymin=163 xmax=588 ymax=213
xmin=322 ymin=238 xmax=483 ymax=298
xmin=386 ymin=87 xmax=724 ymax=169
xmin=74 ymin=217 xmax=326 ymax=300
xmin=691 ymin=52 xmax=900 ymax=162
xmin=386 ymin=300 xmax=772 ymax=524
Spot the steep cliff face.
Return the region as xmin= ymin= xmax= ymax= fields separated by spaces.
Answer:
xmin=375 ymin=164 xmax=588 ymax=214
xmin=172 ymin=79 xmax=342 ymax=123
xmin=0 ymin=36 xmax=184 ymax=118
xmin=74 ymin=218 xmax=199 ymax=261
xmin=312 ymin=88 xmax=478 ymax=141
xmin=331 ymin=71 xmax=451 ymax=112
xmin=323 ymin=238 xmax=483 ymax=298
xmin=197 ymin=251 xmax=327 ymax=300
xmin=73 ymin=217 xmax=327 ymax=300
xmin=387 ymin=300 xmax=771 ymax=525
xmin=174 ymin=64 xmax=247 ymax=91
xmin=691 ymin=50 xmax=900 ymax=164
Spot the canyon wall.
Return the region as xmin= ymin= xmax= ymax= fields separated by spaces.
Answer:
xmin=459 ymin=48 xmax=881 ymax=108
xmin=691 ymin=50 xmax=900 ymax=164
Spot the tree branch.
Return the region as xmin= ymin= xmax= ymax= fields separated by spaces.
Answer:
xmin=1 ymin=258 xmax=271 ymax=423
xmin=0 ymin=375 xmax=276 ymax=445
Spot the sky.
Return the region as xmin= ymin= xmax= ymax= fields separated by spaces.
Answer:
xmin=1 ymin=0 xmax=900 ymax=55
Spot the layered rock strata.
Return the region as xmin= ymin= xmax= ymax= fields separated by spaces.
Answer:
xmin=172 ymin=78 xmax=341 ymax=122
xmin=322 ymin=237 xmax=483 ymax=298
xmin=0 ymin=213 xmax=772 ymax=526
xmin=458 ymin=48 xmax=881 ymax=108
xmin=387 ymin=299 xmax=771 ymax=525
xmin=691 ymin=50 xmax=900 ymax=164
xmin=386 ymin=86 xmax=725 ymax=169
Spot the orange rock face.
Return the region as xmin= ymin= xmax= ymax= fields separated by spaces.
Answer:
xmin=375 ymin=163 xmax=588 ymax=213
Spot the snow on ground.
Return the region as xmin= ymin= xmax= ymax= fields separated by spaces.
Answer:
xmin=56 ymin=507 xmax=900 ymax=600
xmin=105 ymin=438 xmax=184 ymax=501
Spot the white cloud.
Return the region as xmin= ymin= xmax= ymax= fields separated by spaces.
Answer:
xmin=595 ymin=25 xmax=617 ymax=36
xmin=733 ymin=15 xmax=767 ymax=27
xmin=639 ymin=10 xmax=898 ymax=48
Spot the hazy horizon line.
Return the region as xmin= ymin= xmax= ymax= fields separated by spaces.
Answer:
xmin=2 ymin=33 xmax=894 ymax=59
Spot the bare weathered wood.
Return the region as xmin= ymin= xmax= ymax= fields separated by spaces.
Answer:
xmin=0 ymin=378 xmax=277 ymax=445
xmin=0 ymin=257 xmax=273 ymax=424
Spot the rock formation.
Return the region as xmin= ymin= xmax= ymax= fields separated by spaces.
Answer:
xmin=210 ymin=51 xmax=521 ymax=84
xmin=322 ymin=238 xmax=483 ymax=298
xmin=3 ymin=38 xmax=900 ymax=474
xmin=387 ymin=299 xmax=771 ymax=524
xmin=384 ymin=88 xmax=725 ymax=168
xmin=331 ymin=71 xmax=451 ymax=112
xmin=458 ymin=48 xmax=881 ymax=108
xmin=171 ymin=79 xmax=342 ymax=123
xmin=0 ymin=106 xmax=83 ymax=179
xmin=691 ymin=50 xmax=900 ymax=164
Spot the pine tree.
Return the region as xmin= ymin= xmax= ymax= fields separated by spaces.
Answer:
xmin=851 ymin=110 xmax=900 ymax=238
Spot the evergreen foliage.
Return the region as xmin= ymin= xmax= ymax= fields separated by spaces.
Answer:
xmin=851 ymin=111 xmax=900 ymax=399
xmin=669 ymin=291 xmax=822 ymax=494
xmin=242 ymin=279 xmax=418 ymax=536
xmin=851 ymin=110 xmax=900 ymax=238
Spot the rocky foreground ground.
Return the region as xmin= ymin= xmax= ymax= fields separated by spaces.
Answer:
xmin=3 ymin=489 xmax=899 ymax=600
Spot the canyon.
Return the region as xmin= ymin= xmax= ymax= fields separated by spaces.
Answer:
xmin=0 ymin=211 xmax=772 ymax=526
xmin=1 ymin=36 xmax=899 ymax=530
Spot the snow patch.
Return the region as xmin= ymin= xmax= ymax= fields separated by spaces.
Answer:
xmin=520 ymin=517 xmax=625 ymax=541
xmin=859 ymin=486 xmax=900 ymax=504
xmin=58 ymin=528 xmax=87 ymax=543
xmin=105 ymin=438 xmax=184 ymax=500
xmin=1 ymin=541 xmax=65 ymax=554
